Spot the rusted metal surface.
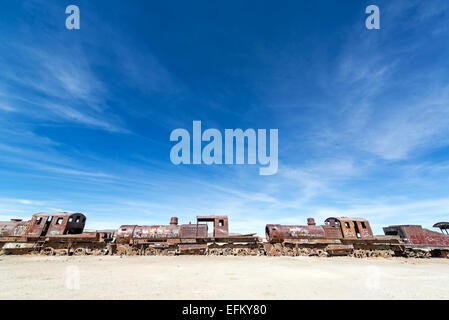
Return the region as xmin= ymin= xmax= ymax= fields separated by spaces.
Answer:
xmin=265 ymin=217 xmax=402 ymax=258
xmin=134 ymin=225 xmax=180 ymax=239
xmin=265 ymin=224 xmax=326 ymax=242
xmin=384 ymin=225 xmax=449 ymax=247
xmin=265 ymin=217 xmax=374 ymax=242
xmin=26 ymin=212 xmax=86 ymax=237
xmin=324 ymin=217 xmax=373 ymax=239
xmin=179 ymin=224 xmax=207 ymax=238
xmin=0 ymin=212 xmax=110 ymax=256
xmin=113 ymin=215 xmax=259 ymax=255
xmin=0 ymin=219 xmax=29 ymax=237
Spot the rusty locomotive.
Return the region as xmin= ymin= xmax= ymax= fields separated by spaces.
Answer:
xmin=1 ymin=212 xmax=449 ymax=258
xmin=264 ymin=217 xmax=402 ymax=258
xmin=115 ymin=215 xmax=261 ymax=256
xmin=0 ymin=212 xmax=113 ymax=256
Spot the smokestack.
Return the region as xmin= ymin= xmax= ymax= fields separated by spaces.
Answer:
xmin=307 ymin=218 xmax=316 ymax=226
xmin=170 ymin=217 xmax=178 ymax=225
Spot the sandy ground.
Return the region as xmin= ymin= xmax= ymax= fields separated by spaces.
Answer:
xmin=1 ymin=255 xmax=449 ymax=299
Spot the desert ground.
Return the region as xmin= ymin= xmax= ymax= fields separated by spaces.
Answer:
xmin=1 ymin=255 xmax=448 ymax=299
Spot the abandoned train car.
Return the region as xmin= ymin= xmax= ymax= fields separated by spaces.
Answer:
xmin=383 ymin=222 xmax=449 ymax=258
xmin=0 ymin=212 xmax=112 ymax=255
xmin=115 ymin=215 xmax=261 ymax=256
xmin=265 ymin=217 xmax=403 ymax=257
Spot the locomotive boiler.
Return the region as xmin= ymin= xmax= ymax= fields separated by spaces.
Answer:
xmin=264 ymin=217 xmax=403 ymax=257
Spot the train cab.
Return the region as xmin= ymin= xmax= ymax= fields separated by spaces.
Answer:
xmin=324 ymin=217 xmax=374 ymax=239
xmin=26 ymin=212 xmax=86 ymax=237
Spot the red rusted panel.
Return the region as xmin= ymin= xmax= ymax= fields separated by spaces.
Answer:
xmin=384 ymin=225 xmax=449 ymax=246
xmin=179 ymin=224 xmax=207 ymax=238
xmin=322 ymin=225 xmax=343 ymax=238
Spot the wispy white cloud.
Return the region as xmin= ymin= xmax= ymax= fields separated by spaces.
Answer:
xmin=0 ymin=42 xmax=126 ymax=133
xmin=309 ymin=2 xmax=449 ymax=162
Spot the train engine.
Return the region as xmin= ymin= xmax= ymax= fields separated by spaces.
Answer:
xmin=115 ymin=215 xmax=261 ymax=255
xmin=265 ymin=217 xmax=402 ymax=257
xmin=383 ymin=222 xmax=449 ymax=258
xmin=0 ymin=212 xmax=112 ymax=255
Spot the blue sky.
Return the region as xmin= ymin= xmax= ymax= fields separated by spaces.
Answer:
xmin=1 ymin=0 xmax=449 ymax=235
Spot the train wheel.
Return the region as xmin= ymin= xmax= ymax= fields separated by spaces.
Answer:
xmin=296 ymin=248 xmax=307 ymax=256
xmin=249 ymin=248 xmax=259 ymax=256
xmin=405 ymin=250 xmax=416 ymax=258
xmin=56 ymin=249 xmax=68 ymax=256
xmin=208 ymin=248 xmax=219 ymax=256
xmin=366 ymin=250 xmax=377 ymax=258
xmin=154 ymin=249 xmax=164 ymax=256
xmin=379 ymin=250 xmax=393 ymax=258
xmin=90 ymin=249 xmax=101 ymax=256
xmin=42 ymin=247 xmax=54 ymax=256
xmin=144 ymin=248 xmax=155 ymax=256
xmin=316 ymin=249 xmax=328 ymax=257
xmin=283 ymin=247 xmax=295 ymax=256
xmin=74 ymin=248 xmax=86 ymax=256
xmin=220 ymin=248 xmax=229 ymax=256
xmin=116 ymin=245 xmax=127 ymax=256
xmin=352 ymin=249 xmax=366 ymax=258
xmin=269 ymin=247 xmax=282 ymax=256
xmin=165 ymin=249 xmax=176 ymax=256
